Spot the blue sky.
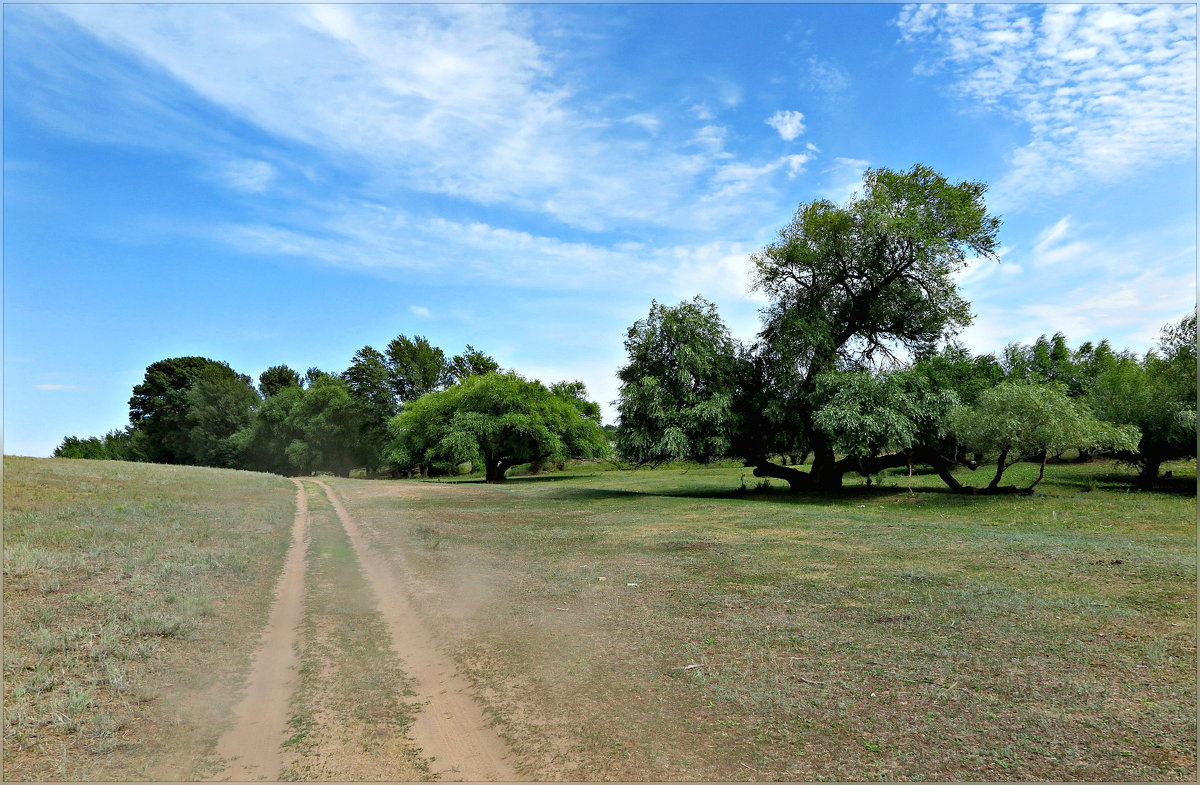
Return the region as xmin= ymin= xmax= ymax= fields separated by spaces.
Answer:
xmin=4 ymin=2 xmax=1196 ymax=457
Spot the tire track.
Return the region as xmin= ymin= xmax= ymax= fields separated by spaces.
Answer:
xmin=211 ymin=478 xmax=309 ymax=781
xmin=313 ymin=480 xmax=518 ymax=781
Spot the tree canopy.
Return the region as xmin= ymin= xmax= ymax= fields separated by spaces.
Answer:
xmin=616 ymin=164 xmax=1005 ymax=492
xmin=387 ymin=372 xmax=609 ymax=482
xmin=1089 ymin=310 xmax=1197 ymax=488
xmin=128 ymin=356 xmax=251 ymax=464
xmin=614 ymin=297 xmax=739 ymax=467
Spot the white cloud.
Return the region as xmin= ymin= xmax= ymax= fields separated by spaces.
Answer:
xmin=662 ymin=242 xmax=765 ymax=306
xmin=622 ymin=113 xmax=660 ymax=133
xmin=782 ymin=153 xmax=813 ymax=178
xmin=45 ymin=4 xmax=784 ymax=236
xmin=765 ymin=109 xmax=806 ymax=141
xmin=409 ymin=305 xmax=432 ymax=318
xmin=1018 ymin=268 xmax=1196 ymax=351
xmin=803 ymin=56 xmax=849 ymax=93
xmin=218 ymin=158 xmax=276 ymax=193
xmin=1029 ymin=215 xmax=1095 ymax=268
xmin=898 ymin=3 xmax=1197 ymax=207
xmin=33 ymin=384 xmax=93 ymax=391
xmin=710 ymin=77 xmax=743 ymax=107
xmin=819 ymin=157 xmax=870 ymax=204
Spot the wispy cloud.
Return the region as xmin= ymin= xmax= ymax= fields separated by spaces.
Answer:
xmin=1029 ymin=216 xmax=1095 ymax=268
xmin=898 ymin=3 xmax=1197 ymax=208
xmin=218 ymin=158 xmax=277 ymax=193
xmin=409 ymin=305 xmax=432 ymax=319
xmin=819 ymin=157 xmax=870 ymax=204
xmin=803 ymin=56 xmax=850 ymax=93
xmin=45 ymin=4 xmax=792 ymax=237
xmin=33 ymin=384 xmax=94 ymax=392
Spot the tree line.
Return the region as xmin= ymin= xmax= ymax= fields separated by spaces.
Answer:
xmin=611 ymin=165 xmax=1195 ymax=493
xmin=57 ymin=164 xmax=1195 ymax=493
xmin=55 ymin=336 xmax=610 ymax=481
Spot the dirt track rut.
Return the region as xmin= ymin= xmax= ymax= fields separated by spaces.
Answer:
xmin=210 ymin=479 xmax=516 ymax=781
xmin=212 ymin=478 xmax=308 ymax=781
xmin=312 ymin=480 xmax=518 ymax=781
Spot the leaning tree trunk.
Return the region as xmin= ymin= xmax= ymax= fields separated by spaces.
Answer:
xmin=752 ymin=460 xmax=813 ymax=491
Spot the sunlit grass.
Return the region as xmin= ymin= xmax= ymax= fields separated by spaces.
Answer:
xmin=335 ymin=456 xmax=1196 ymax=780
xmin=3 ymin=457 xmax=295 ymax=780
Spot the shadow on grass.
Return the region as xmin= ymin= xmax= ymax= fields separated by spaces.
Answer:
xmin=548 ymin=471 xmax=1195 ymax=507
xmin=425 ymin=472 xmax=602 ymax=485
xmin=547 ymin=484 xmax=910 ymax=506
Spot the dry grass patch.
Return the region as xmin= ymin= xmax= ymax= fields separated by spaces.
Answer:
xmin=3 ymin=457 xmax=295 ymax=780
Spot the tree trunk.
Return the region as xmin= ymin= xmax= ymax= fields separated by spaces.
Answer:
xmin=752 ymin=460 xmax=813 ymax=491
xmin=484 ymin=461 xmax=507 ymax=483
xmin=987 ymin=448 xmax=1009 ymax=490
xmin=1135 ymin=458 xmax=1163 ymax=491
xmin=1027 ymin=451 xmax=1049 ymax=491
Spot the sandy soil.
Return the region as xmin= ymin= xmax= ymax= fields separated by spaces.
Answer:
xmin=312 ymin=480 xmax=519 ymax=781
xmin=209 ymin=478 xmax=516 ymax=781
xmin=210 ymin=478 xmax=309 ymax=781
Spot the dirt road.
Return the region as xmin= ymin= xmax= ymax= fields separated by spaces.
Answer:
xmin=210 ymin=479 xmax=517 ymax=781
xmin=212 ymin=478 xmax=309 ymax=781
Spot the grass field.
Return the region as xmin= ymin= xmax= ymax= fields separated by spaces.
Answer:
xmin=2 ymin=457 xmax=296 ymax=780
xmin=333 ymin=457 xmax=1197 ymax=781
xmin=3 ymin=454 xmax=1196 ymax=780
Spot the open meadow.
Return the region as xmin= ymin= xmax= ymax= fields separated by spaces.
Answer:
xmin=3 ymin=455 xmax=1196 ymax=780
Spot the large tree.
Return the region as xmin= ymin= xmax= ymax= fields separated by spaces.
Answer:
xmin=616 ymin=165 xmax=1002 ymax=492
xmin=129 ymin=356 xmax=248 ymax=464
xmin=386 ymin=335 xmax=451 ymax=402
xmin=949 ymin=381 xmax=1138 ymax=494
xmin=387 ymin=372 xmax=610 ymax=482
xmin=747 ymin=164 xmax=1000 ymax=490
xmin=282 ymin=374 xmax=364 ymax=477
xmin=1089 ymin=310 xmax=1197 ymax=489
xmin=614 ymin=297 xmax=740 ymax=467
xmin=185 ymin=364 xmax=260 ymax=468
xmin=344 ymin=346 xmax=399 ymax=473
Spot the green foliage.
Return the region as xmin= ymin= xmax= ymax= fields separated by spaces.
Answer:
xmin=752 ymin=164 xmax=999 ymax=377
xmin=388 ymin=372 xmax=609 ymax=482
xmin=1088 ymin=310 xmax=1197 ymax=488
xmin=185 ymin=366 xmax=260 ymax=468
xmin=53 ymin=436 xmax=109 ymax=460
xmin=343 ymin=347 xmax=398 ymax=472
xmin=448 ymin=345 xmax=501 ymax=383
xmin=550 ymin=380 xmax=602 ymax=422
xmin=912 ymin=342 xmax=1004 ymax=406
xmin=953 ymin=381 xmax=1139 ymax=488
xmin=128 ymin=357 xmax=246 ymax=465
xmin=386 ymin=335 xmax=450 ymax=402
xmin=812 ymin=371 xmax=957 ymax=458
xmin=237 ymin=385 xmax=304 ymax=475
xmin=258 ymin=365 xmax=302 ymax=397
xmin=282 ymin=374 xmax=363 ymax=477
xmin=614 ymin=297 xmax=739 ymax=466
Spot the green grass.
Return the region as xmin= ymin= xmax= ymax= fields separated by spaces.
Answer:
xmin=3 ymin=457 xmax=296 ymax=780
xmin=332 ymin=456 xmax=1196 ymax=780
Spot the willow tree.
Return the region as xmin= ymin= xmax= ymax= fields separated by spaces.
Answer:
xmin=735 ymin=164 xmax=999 ymax=489
xmin=616 ymin=165 xmax=1001 ymax=491
xmin=387 ymin=372 xmax=609 ymax=482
